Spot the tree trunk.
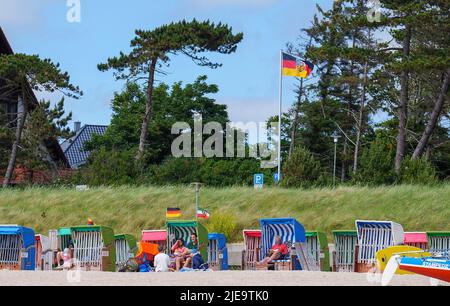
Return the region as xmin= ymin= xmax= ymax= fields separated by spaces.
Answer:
xmin=412 ymin=68 xmax=450 ymax=159
xmin=3 ymin=88 xmax=28 ymax=187
xmin=353 ymin=61 xmax=368 ymax=173
xmin=395 ymin=25 xmax=412 ymax=173
xmin=289 ymin=78 xmax=304 ymax=157
xmin=136 ymin=58 xmax=157 ymax=161
xmin=341 ymin=139 xmax=347 ymax=182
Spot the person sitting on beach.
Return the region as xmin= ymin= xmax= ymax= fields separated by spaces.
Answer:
xmin=171 ymin=239 xmax=190 ymax=271
xmin=154 ymin=245 xmax=171 ymax=272
xmin=256 ymin=236 xmax=288 ymax=267
xmin=56 ymin=243 xmax=74 ymax=268
xmin=56 ymin=247 xmax=72 ymax=269
xmin=184 ymin=233 xmax=205 ymax=269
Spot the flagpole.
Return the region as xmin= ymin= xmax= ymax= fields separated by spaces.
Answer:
xmin=191 ymin=182 xmax=202 ymax=221
xmin=277 ymin=50 xmax=283 ymax=183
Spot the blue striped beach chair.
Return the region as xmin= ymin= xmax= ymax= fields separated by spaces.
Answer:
xmin=355 ymin=220 xmax=404 ymax=272
xmin=259 ymin=218 xmax=317 ymax=271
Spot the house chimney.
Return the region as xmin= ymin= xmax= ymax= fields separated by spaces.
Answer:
xmin=74 ymin=121 xmax=81 ymax=133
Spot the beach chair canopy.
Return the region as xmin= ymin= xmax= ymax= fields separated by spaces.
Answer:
xmin=142 ymin=230 xmax=167 ymax=242
xmin=260 ymin=218 xmax=306 ymax=258
xmin=306 ymin=231 xmax=328 ymax=246
xmin=0 ymin=225 xmax=36 ymax=270
xmin=333 ymin=230 xmax=357 ymax=237
xmin=356 ymin=220 xmax=404 ymax=246
xmin=404 ymin=232 xmax=428 ymax=244
xmin=115 ymin=234 xmax=137 ymax=249
xmin=166 ymin=220 xmax=208 ymax=260
xmin=243 ymin=230 xmax=261 ymax=238
xmin=427 ymin=232 xmax=450 ymax=253
xmin=208 ymin=233 xmax=226 ymax=250
xmin=35 ymin=234 xmax=51 ymax=251
xmin=58 ymin=227 xmax=72 ymax=236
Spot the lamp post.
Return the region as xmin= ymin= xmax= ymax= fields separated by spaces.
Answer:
xmin=331 ymin=132 xmax=341 ymax=188
xmin=191 ymin=182 xmax=202 ymax=219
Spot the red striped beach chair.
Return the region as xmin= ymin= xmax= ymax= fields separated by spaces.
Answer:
xmin=242 ymin=230 xmax=261 ymax=270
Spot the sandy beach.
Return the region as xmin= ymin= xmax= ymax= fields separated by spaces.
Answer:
xmin=0 ymin=270 xmax=447 ymax=286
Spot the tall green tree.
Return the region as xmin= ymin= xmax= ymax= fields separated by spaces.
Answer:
xmin=87 ymin=76 xmax=229 ymax=164
xmin=98 ymin=19 xmax=243 ymax=160
xmin=377 ymin=0 xmax=449 ymax=172
xmin=0 ymin=54 xmax=81 ymax=187
xmin=19 ymin=98 xmax=73 ymax=182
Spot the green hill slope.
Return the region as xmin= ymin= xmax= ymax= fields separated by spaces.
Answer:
xmin=0 ymin=185 xmax=448 ymax=242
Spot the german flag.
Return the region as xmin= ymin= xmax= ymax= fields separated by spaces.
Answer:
xmin=166 ymin=207 xmax=181 ymax=218
xmin=282 ymin=52 xmax=314 ymax=78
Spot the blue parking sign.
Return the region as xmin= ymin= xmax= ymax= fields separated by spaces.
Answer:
xmin=273 ymin=173 xmax=281 ymax=184
xmin=254 ymin=174 xmax=264 ymax=189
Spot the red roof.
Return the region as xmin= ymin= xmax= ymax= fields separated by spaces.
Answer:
xmin=243 ymin=230 xmax=261 ymax=238
xmin=404 ymin=232 xmax=428 ymax=244
xmin=142 ymin=230 xmax=166 ymax=242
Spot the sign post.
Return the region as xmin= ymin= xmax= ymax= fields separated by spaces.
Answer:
xmin=254 ymin=174 xmax=264 ymax=190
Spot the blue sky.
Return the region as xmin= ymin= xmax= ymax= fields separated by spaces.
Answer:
xmin=1 ymin=0 xmax=334 ymax=128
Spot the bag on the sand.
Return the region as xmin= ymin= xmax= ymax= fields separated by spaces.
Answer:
xmin=193 ymin=254 xmax=208 ymax=270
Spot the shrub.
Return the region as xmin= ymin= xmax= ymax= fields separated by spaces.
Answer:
xmin=83 ymin=148 xmax=139 ymax=186
xmin=400 ymin=157 xmax=437 ymax=185
xmin=353 ymin=137 xmax=396 ymax=185
xmin=206 ymin=213 xmax=238 ymax=242
xmin=281 ymin=146 xmax=321 ymax=188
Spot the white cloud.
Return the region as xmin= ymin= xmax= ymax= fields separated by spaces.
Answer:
xmin=220 ymin=97 xmax=276 ymax=124
xmin=0 ymin=0 xmax=57 ymax=28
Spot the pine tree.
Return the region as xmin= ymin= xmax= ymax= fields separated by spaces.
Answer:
xmin=98 ymin=20 xmax=243 ymax=161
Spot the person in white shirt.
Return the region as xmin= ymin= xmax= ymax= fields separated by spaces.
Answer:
xmin=154 ymin=245 xmax=171 ymax=272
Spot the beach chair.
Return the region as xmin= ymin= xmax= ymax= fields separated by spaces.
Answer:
xmin=427 ymin=232 xmax=450 ymax=254
xmin=404 ymin=232 xmax=428 ymax=250
xmin=115 ymin=234 xmax=137 ymax=270
xmin=49 ymin=230 xmax=58 ymax=252
xmin=166 ymin=220 xmax=208 ymax=262
xmin=306 ymin=231 xmax=330 ymax=271
xmin=57 ymin=227 xmax=73 ymax=251
xmin=71 ymin=225 xmax=116 ymax=272
xmin=208 ymin=233 xmax=228 ymax=271
xmin=35 ymin=234 xmax=53 ymax=271
xmin=0 ymin=225 xmax=36 ymax=271
xmin=259 ymin=218 xmax=317 ymax=271
xmin=355 ymin=220 xmax=404 ymax=273
xmin=332 ymin=230 xmax=357 ymax=272
xmin=242 ymin=230 xmax=261 ymax=270
xmin=142 ymin=230 xmax=167 ymax=249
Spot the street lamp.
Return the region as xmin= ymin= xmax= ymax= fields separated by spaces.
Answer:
xmin=191 ymin=182 xmax=202 ymax=219
xmin=331 ymin=131 xmax=341 ymax=188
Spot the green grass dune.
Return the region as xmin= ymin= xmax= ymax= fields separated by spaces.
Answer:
xmin=0 ymin=185 xmax=449 ymax=242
